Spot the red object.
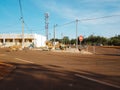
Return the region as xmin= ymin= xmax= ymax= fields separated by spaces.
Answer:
xmin=79 ymin=35 xmax=83 ymax=42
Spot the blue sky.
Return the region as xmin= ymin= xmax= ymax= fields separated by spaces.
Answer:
xmin=0 ymin=0 xmax=120 ymax=39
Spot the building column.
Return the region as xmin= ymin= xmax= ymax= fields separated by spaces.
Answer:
xmin=3 ymin=38 xmax=5 ymax=46
xmin=13 ymin=38 xmax=15 ymax=45
xmin=0 ymin=39 xmax=2 ymax=45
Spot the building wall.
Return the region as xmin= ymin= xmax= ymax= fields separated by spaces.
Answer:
xmin=34 ymin=34 xmax=46 ymax=47
xmin=0 ymin=34 xmax=46 ymax=47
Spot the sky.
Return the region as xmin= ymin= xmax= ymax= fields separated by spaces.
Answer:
xmin=0 ymin=0 xmax=120 ymax=39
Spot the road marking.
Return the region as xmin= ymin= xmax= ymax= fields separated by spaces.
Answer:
xmin=75 ymin=74 xmax=120 ymax=89
xmin=15 ymin=58 xmax=35 ymax=64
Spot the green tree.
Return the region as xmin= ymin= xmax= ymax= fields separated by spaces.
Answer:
xmin=70 ymin=39 xmax=76 ymax=45
xmin=108 ymin=35 xmax=120 ymax=46
xmin=50 ymin=38 xmax=61 ymax=43
xmin=83 ymin=35 xmax=108 ymax=45
xmin=62 ymin=36 xmax=70 ymax=44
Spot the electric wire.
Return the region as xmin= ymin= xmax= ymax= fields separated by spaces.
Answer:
xmin=57 ymin=14 xmax=120 ymax=27
xmin=19 ymin=0 xmax=33 ymax=33
xmin=57 ymin=20 xmax=75 ymax=27
xmin=19 ymin=0 xmax=23 ymax=19
xmin=79 ymin=14 xmax=120 ymax=22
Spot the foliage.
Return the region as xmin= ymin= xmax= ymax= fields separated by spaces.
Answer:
xmin=50 ymin=35 xmax=120 ymax=46
xmin=70 ymin=39 xmax=76 ymax=45
xmin=83 ymin=35 xmax=120 ymax=46
xmin=108 ymin=35 xmax=120 ymax=46
xmin=62 ymin=36 xmax=70 ymax=44
xmin=83 ymin=35 xmax=108 ymax=45
xmin=50 ymin=38 xmax=61 ymax=43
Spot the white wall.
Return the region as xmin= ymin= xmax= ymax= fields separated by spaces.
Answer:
xmin=0 ymin=33 xmax=46 ymax=47
xmin=34 ymin=34 xmax=46 ymax=47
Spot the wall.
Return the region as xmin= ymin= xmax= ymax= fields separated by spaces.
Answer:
xmin=0 ymin=34 xmax=46 ymax=47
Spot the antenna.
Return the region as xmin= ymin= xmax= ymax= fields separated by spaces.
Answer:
xmin=45 ymin=12 xmax=49 ymax=41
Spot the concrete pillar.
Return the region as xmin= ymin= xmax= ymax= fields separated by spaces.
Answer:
xmin=13 ymin=38 xmax=15 ymax=45
xmin=3 ymin=38 xmax=5 ymax=46
xmin=0 ymin=39 xmax=2 ymax=45
xmin=3 ymin=38 xmax=5 ymax=44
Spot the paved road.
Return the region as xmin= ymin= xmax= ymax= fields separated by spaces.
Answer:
xmin=0 ymin=48 xmax=120 ymax=90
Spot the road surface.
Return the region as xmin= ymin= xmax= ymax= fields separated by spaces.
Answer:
xmin=0 ymin=47 xmax=120 ymax=90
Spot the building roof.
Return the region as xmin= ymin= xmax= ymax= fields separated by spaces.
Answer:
xmin=0 ymin=33 xmax=45 ymax=39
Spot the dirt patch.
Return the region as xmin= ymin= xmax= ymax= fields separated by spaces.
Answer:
xmin=102 ymin=46 xmax=120 ymax=49
xmin=0 ymin=47 xmax=120 ymax=89
xmin=51 ymin=48 xmax=93 ymax=54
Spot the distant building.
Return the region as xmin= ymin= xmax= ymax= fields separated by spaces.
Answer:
xmin=0 ymin=33 xmax=46 ymax=47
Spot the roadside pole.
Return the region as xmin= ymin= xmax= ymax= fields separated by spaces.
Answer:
xmin=22 ymin=19 xmax=24 ymax=49
xmin=79 ymin=35 xmax=84 ymax=50
xmin=76 ymin=19 xmax=78 ymax=49
xmin=53 ymin=24 xmax=57 ymax=49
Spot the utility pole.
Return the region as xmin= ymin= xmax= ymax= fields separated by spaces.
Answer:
xmin=45 ymin=13 xmax=49 ymax=41
xmin=61 ymin=33 xmax=63 ymax=44
xmin=76 ymin=19 xmax=78 ymax=49
xmin=53 ymin=24 xmax=57 ymax=49
xmin=19 ymin=0 xmax=24 ymax=49
xmin=21 ymin=18 xmax=24 ymax=48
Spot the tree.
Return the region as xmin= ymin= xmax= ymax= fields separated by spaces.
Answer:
xmin=62 ymin=36 xmax=70 ymax=44
xmin=108 ymin=35 xmax=120 ymax=46
xmin=70 ymin=39 xmax=76 ymax=45
xmin=82 ymin=35 xmax=108 ymax=45
xmin=50 ymin=38 xmax=61 ymax=43
xmin=50 ymin=35 xmax=120 ymax=46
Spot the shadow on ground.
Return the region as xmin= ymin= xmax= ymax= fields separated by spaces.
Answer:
xmin=0 ymin=62 xmax=119 ymax=90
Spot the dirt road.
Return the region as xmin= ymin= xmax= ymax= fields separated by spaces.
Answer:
xmin=0 ymin=47 xmax=120 ymax=90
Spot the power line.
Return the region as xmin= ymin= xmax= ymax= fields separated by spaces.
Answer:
xmin=25 ymin=29 xmax=45 ymax=32
xmin=56 ymin=14 xmax=120 ymax=27
xmin=54 ymin=14 xmax=120 ymax=49
xmin=19 ymin=0 xmax=30 ymax=31
xmin=79 ymin=14 xmax=120 ymax=22
xmin=57 ymin=20 xmax=75 ymax=27
xmin=19 ymin=0 xmax=23 ymax=19
xmin=19 ymin=0 xmax=43 ymax=34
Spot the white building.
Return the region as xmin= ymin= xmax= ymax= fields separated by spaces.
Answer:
xmin=0 ymin=33 xmax=46 ymax=47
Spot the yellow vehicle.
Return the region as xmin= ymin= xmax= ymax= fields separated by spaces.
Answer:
xmin=9 ymin=45 xmax=22 ymax=51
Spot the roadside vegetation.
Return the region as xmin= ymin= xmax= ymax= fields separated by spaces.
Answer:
xmin=50 ymin=35 xmax=120 ymax=46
